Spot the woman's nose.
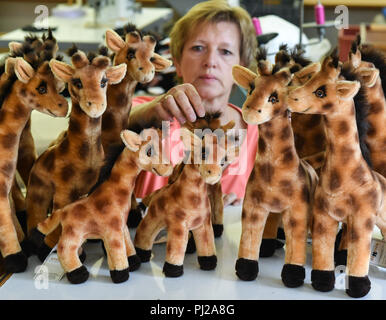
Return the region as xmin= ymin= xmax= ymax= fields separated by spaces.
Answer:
xmin=203 ymin=49 xmax=217 ymax=68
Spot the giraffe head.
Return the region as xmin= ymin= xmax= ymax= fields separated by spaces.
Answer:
xmin=232 ymin=48 xmax=292 ymax=125
xmin=180 ymin=125 xmax=238 ymax=185
xmin=105 ymin=24 xmax=172 ymax=83
xmin=49 ymin=46 xmax=127 ymax=118
xmin=288 ymin=50 xmax=360 ymax=115
xmin=347 ymin=36 xmax=379 ymax=89
xmin=121 ymin=128 xmax=173 ymax=177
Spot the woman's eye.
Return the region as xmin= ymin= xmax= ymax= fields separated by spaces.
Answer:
xmin=192 ymin=45 xmax=204 ymax=52
xmin=314 ymin=87 xmax=326 ymax=98
xmin=268 ymin=93 xmax=278 ymax=104
xmin=101 ymin=78 xmax=108 ymax=88
xmin=221 ymin=49 xmax=232 ymax=55
xmin=37 ymin=86 xmax=47 ymax=94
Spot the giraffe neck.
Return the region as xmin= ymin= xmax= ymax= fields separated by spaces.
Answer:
xmin=257 ymin=109 xmax=300 ymax=168
xmin=106 ymin=75 xmax=138 ymax=113
xmin=321 ymin=100 xmax=373 ymax=192
xmin=175 ymin=164 xmax=207 ymax=193
xmin=365 ymin=77 xmax=386 ymax=140
xmin=67 ymin=100 xmax=102 ymax=143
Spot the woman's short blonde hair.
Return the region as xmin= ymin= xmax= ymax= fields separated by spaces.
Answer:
xmin=170 ymin=0 xmax=257 ymax=69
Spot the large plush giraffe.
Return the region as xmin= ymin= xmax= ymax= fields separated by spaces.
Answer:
xmin=287 ymin=51 xmax=386 ymax=298
xmin=102 ymin=24 xmax=172 ymax=228
xmin=333 ymin=38 xmax=386 ymax=266
xmin=232 ymin=53 xmax=318 ymax=288
xmin=134 ymin=127 xmax=238 ymax=277
xmin=0 ymin=53 xmax=68 ymax=273
xmin=25 ymin=46 xmax=127 ymax=261
xmin=28 ymin=128 xmax=173 ymax=284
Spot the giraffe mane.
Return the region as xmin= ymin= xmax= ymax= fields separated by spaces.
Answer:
xmin=340 ymin=63 xmax=373 ymax=168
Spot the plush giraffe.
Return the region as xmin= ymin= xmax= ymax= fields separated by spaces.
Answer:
xmin=28 ymin=128 xmax=173 ymax=284
xmin=232 ymin=53 xmax=319 ymax=288
xmin=333 ymin=38 xmax=386 ymax=266
xmin=134 ymin=127 xmax=238 ymax=277
xmin=287 ymin=51 xmax=386 ymax=298
xmin=102 ymin=25 xmax=172 ymax=228
xmin=25 ymin=46 xmax=127 ymax=261
xmin=255 ymin=47 xmax=324 ymax=258
xmin=0 ymin=54 xmax=69 ymax=273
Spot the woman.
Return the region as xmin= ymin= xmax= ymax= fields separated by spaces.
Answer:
xmin=128 ymin=0 xmax=258 ymax=205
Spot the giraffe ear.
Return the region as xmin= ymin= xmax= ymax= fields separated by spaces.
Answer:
xmin=8 ymin=41 xmax=23 ymax=53
xmin=49 ymin=59 xmax=74 ymax=83
xmin=358 ymin=67 xmax=379 ymax=88
xmin=151 ymin=53 xmax=172 ymax=71
xmin=180 ymin=127 xmax=202 ymax=151
xmin=275 ymin=68 xmax=293 ymax=85
xmin=294 ymin=62 xmax=321 ymax=81
xmin=105 ymin=29 xmax=126 ymax=53
xmin=14 ymin=57 xmax=35 ymax=83
xmin=106 ymin=63 xmax=127 ymax=84
xmin=232 ymin=65 xmax=257 ymax=90
xmin=336 ymin=80 xmax=360 ymax=101
xmin=5 ymin=57 xmax=16 ymax=76
xmin=121 ymin=129 xmax=142 ymax=152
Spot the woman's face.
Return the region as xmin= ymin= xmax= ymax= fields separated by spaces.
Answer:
xmin=175 ymin=21 xmax=242 ymax=102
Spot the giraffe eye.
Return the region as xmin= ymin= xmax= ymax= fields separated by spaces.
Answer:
xmin=248 ymin=82 xmax=255 ymax=95
xmin=72 ymin=78 xmax=82 ymax=89
xmin=127 ymin=49 xmax=136 ymax=60
xmin=314 ymin=86 xmax=326 ymax=98
xmin=268 ymin=92 xmax=278 ymax=104
xmin=37 ymin=85 xmax=47 ymax=94
xmin=221 ymin=156 xmax=228 ymax=166
xmin=101 ymin=78 xmax=108 ymax=88
xmin=146 ymin=145 xmax=154 ymax=157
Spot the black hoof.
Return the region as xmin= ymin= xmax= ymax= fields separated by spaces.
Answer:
xmin=334 ymin=249 xmax=347 ymax=266
xmin=4 ymin=251 xmax=28 ymax=273
xmin=311 ymin=269 xmax=335 ymax=292
xmin=198 ymin=255 xmax=217 ymax=270
xmin=163 ymin=262 xmax=183 ymax=277
xmin=20 ymin=239 xmax=33 ymax=258
xmin=110 ymin=267 xmax=129 ymax=284
xmin=127 ymin=202 xmax=146 ymax=228
xmin=212 ymin=224 xmax=224 ymax=238
xmin=66 ymin=266 xmax=89 ymax=284
xmin=281 ymin=264 xmax=305 ymax=288
xmin=16 ymin=210 xmax=27 ymax=235
xmin=259 ymin=239 xmax=277 ymax=257
xmin=79 ymin=250 xmax=86 ymax=263
xmin=235 ymin=258 xmax=259 ymax=281
xmin=128 ymin=254 xmax=141 ymax=271
xmin=101 ymin=241 xmax=107 ymax=257
xmin=37 ymin=243 xmax=53 ymax=262
xmin=277 ymin=227 xmax=285 ymax=241
xmin=346 ymin=275 xmax=371 ymax=298
xmin=135 ymin=247 xmax=152 ymax=262
xmin=27 ymin=228 xmax=46 ymax=255
xmin=185 ymin=233 xmax=196 ymax=254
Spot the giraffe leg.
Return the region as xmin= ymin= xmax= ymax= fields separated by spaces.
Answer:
xmin=260 ymin=212 xmax=282 ymax=257
xmin=209 ymin=182 xmax=224 ymax=237
xmin=280 ymin=203 xmax=308 ymax=288
xmin=127 ymin=193 xmax=143 ymax=228
xmin=334 ymin=223 xmax=348 ymax=266
xmin=345 ymin=214 xmax=373 ymax=298
xmin=134 ymin=205 xmax=165 ymax=262
xmin=311 ymin=207 xmax=339 ymax=293
xmin=192 ymin=214 xmax=217 ymax=271
xmin=235 ymin=196 xmax=270 ymax=281
xmin=17 ymin=120 xmax=37 ymax=186
xmin=123 ymin=226 xmax=140 ymax=271
xmin=163 ymin=225 xmax=189 ymax=277
xmin=0 ymin=197 xmax=28 ymax=273
xmin=58 ymin=237 xmax=88 ymax=285
xmin=104 ymin=234 xmax=129 ymax=283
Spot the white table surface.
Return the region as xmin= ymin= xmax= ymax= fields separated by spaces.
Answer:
xmin=1 ymin=204 xmax=385 ymax=300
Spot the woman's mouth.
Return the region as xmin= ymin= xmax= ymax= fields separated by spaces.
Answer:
xmin=200 ymin=74 xmax=217 ymax=81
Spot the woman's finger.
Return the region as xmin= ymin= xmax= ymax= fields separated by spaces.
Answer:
xmin=174 ymin=90 xmax=197 ymax=122
xmin=162 ymin=94 xmax=187 ymax=124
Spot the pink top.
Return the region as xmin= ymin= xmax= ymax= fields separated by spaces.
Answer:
xmin=132 ymin=96 xmax=258 ymax=199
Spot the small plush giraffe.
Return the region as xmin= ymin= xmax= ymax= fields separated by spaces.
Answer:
xmin=287 ymin=51 xmax=386 ymax=298
xmin=102 ymin=25 xmax=172 ymax=227
xmin=28 ymin=128 xmax=173 ymax=284
xmin=134 ymin=127 xmax=238 ymax=277
xmin=0 ymin=54 xmax=68 ymax=273
xmin=232 ymin=54 xmax=318 ymax=288
xmin=25 ymin=46 xmax=127 ymax=261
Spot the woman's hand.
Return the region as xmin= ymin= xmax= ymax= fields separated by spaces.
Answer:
xmin=223 ymin=192 xmax=242 ymax=207
xmin=154 ymin=83 xmax=205 ymax=124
